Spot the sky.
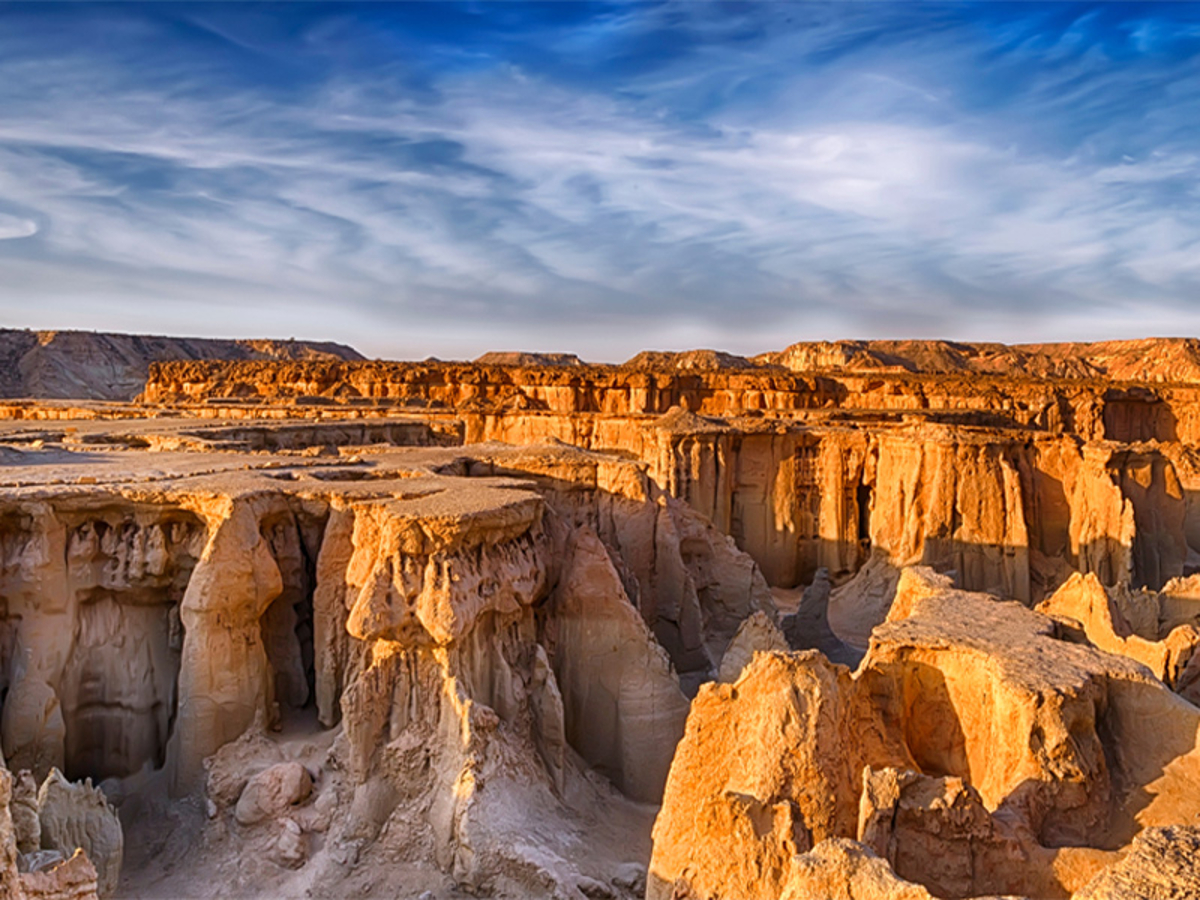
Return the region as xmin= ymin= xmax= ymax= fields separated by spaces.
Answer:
xmin=0 ymin=2 xmax=1198 ymax=361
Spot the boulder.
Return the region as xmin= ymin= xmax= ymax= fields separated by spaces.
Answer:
xmin=234 ymin=762 xmax=313 ymax=827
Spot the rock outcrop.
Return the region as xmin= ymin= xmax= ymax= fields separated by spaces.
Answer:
xmin=233 ymin=763 xmax=313 ymax=827
xmin=648 ymin=567 xmax=1200 ymax=900
xmin=36 ymin=770 xmax=122 ymax=898
xmin=716 ymin=611 xmax=788 ymax=684
xmin=647 ymin=650 xmax=911 ymax=900
xmin=0 ymin=761 xmax=116 ymax=900
xmin=780 ymin=839 xmax=938 ymax=900
xmin=1073 ymin=824 xmax=1200 ymax=899
xmin=1037 ymin=572 xmax=1200 ymax=703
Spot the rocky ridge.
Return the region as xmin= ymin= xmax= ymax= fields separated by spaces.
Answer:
xmin=0 ymin=330 xmax=363 ymax=402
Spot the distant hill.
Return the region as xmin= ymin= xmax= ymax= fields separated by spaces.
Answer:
xmin=473 ymin=351 xmax=585 ymax=367
xmin=756 ymin=338 xmax=1200 ymax=383
xmin=623 ymin=349 xmax=761 ymax=370
xmin=0 ymin=329 xmax=364 ymax=400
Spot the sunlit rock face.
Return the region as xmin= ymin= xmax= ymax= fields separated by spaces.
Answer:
xmin=0 ymin=435 xmax=775 ymax=898
xmin=4 ymin=337 xmax=1200 ymax=898
xmin=140 ymin=342 xmax=1200 ymax=606
xmin=649 ymin=568 xmax=1200 ymax=900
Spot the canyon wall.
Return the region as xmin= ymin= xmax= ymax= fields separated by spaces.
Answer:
xmin=0 ymin=441 xmax=775 ymax=897
xmin=134 ymin=353 xmax=1200 ymax=609
xmin=139 ymin=355 xmax=1200 ymax=445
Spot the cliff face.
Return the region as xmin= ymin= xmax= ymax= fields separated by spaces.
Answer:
xmin=0 ymin=330 xmax=363 ymax=401
xmin=649 ymin=568 xmax=1200 ymax=900
xmin=141 ymin=347 xmax=1200 ymax=442
xmin=0 ymin=440 xmax=773 ymax=897
xmin=643 ymin=423 xmax=1188 ymax=600
xmin=7 ymin=339 xmax=1200 ymax=898
xmin=131 ymin=354 xmax=1200 ymax=610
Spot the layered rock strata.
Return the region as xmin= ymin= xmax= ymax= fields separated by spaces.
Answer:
xmin=139 ymin=352 xmax=1200 ymax=447
xmin=133 ymin=353 xmax=1200 ymax=607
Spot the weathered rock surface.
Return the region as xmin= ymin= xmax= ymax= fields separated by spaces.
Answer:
xmin=1037 ymin=573 xmax=1200 ymax=702
xmin=234 ymin=763 xmax=313 ymax=827
xmin=0 ymin=763 xmax=104 ymax=900
xmin=716 ymin=611 xmax=787 ymax=684
xmin=36 ymin=770 xmax=121 ymax=898
xmin=1073 ymin=824 xmax=1200 ymax=899
xmin=16 ymin=849 xmax=99 ymax=900
xmin=781 ymin=568 xmax=860 ymax=665
xmin=781 ymin=838 xmax=937 ymax=900
xmin=547 ymin=527 xmax=689 ymax=802
xmin=11 ymin=771 xmax=40 ymax=855
xmin=648 ymin=567 xmax=1200 ymax=900
xmin=871 ymin=569 xmax=1200 ymax=850
xmin=647 ymin=650 xmax=911 ymax=900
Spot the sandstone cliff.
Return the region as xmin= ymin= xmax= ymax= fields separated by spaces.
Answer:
xmin=648 ymin=567 xmax=1200 ymax=900
xmin=0 ymin=438 xmax=775 ymax=898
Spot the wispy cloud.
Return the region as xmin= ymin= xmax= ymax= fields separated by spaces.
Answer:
xmin=0 ymin=2 xmax=1197 ymax=358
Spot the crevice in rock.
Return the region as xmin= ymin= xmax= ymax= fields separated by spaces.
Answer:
xmin=58 ymin=508 xmax=203 ymax=783
xmin=260 ymin=503 xmax=329 ymax=718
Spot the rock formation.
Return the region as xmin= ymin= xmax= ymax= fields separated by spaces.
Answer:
xmin=780 ymin=567 xmax=860 ymax=665
xmin=0 ymin=758 xmax=123 ymax=900
xmin=716 ymin=611 xmax=787 ymax=684
xmin=759 ymin=336 xmax=1200 ymax=383
xmin=1036 ymin=572 xmax=1200 ymax=703
xmin=2 ymin=336 xmax=1200 ymax=898
xmin=1073 ymin=824 xmax=1200 ymax=899
xmin=35 ymin=770 xmax=122 ymax=898
xmin=649 ymin=567 xmax=1200 ymax=900
xmin=0 ymin=430 xmax=776 ymax=897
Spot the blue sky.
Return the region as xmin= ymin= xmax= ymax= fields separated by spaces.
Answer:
xmin=0 ymin=2 xmax=1198 ymax=359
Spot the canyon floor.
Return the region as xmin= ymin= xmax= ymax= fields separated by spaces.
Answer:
xmin=2 ymin=336 xmax=1200 ymax=899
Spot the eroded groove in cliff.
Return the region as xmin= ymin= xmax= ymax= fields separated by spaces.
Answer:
xmin=260 ymin=501 xmax=330 ymax=718
xmin=58 ymin=508 xmax=203 ymax=782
